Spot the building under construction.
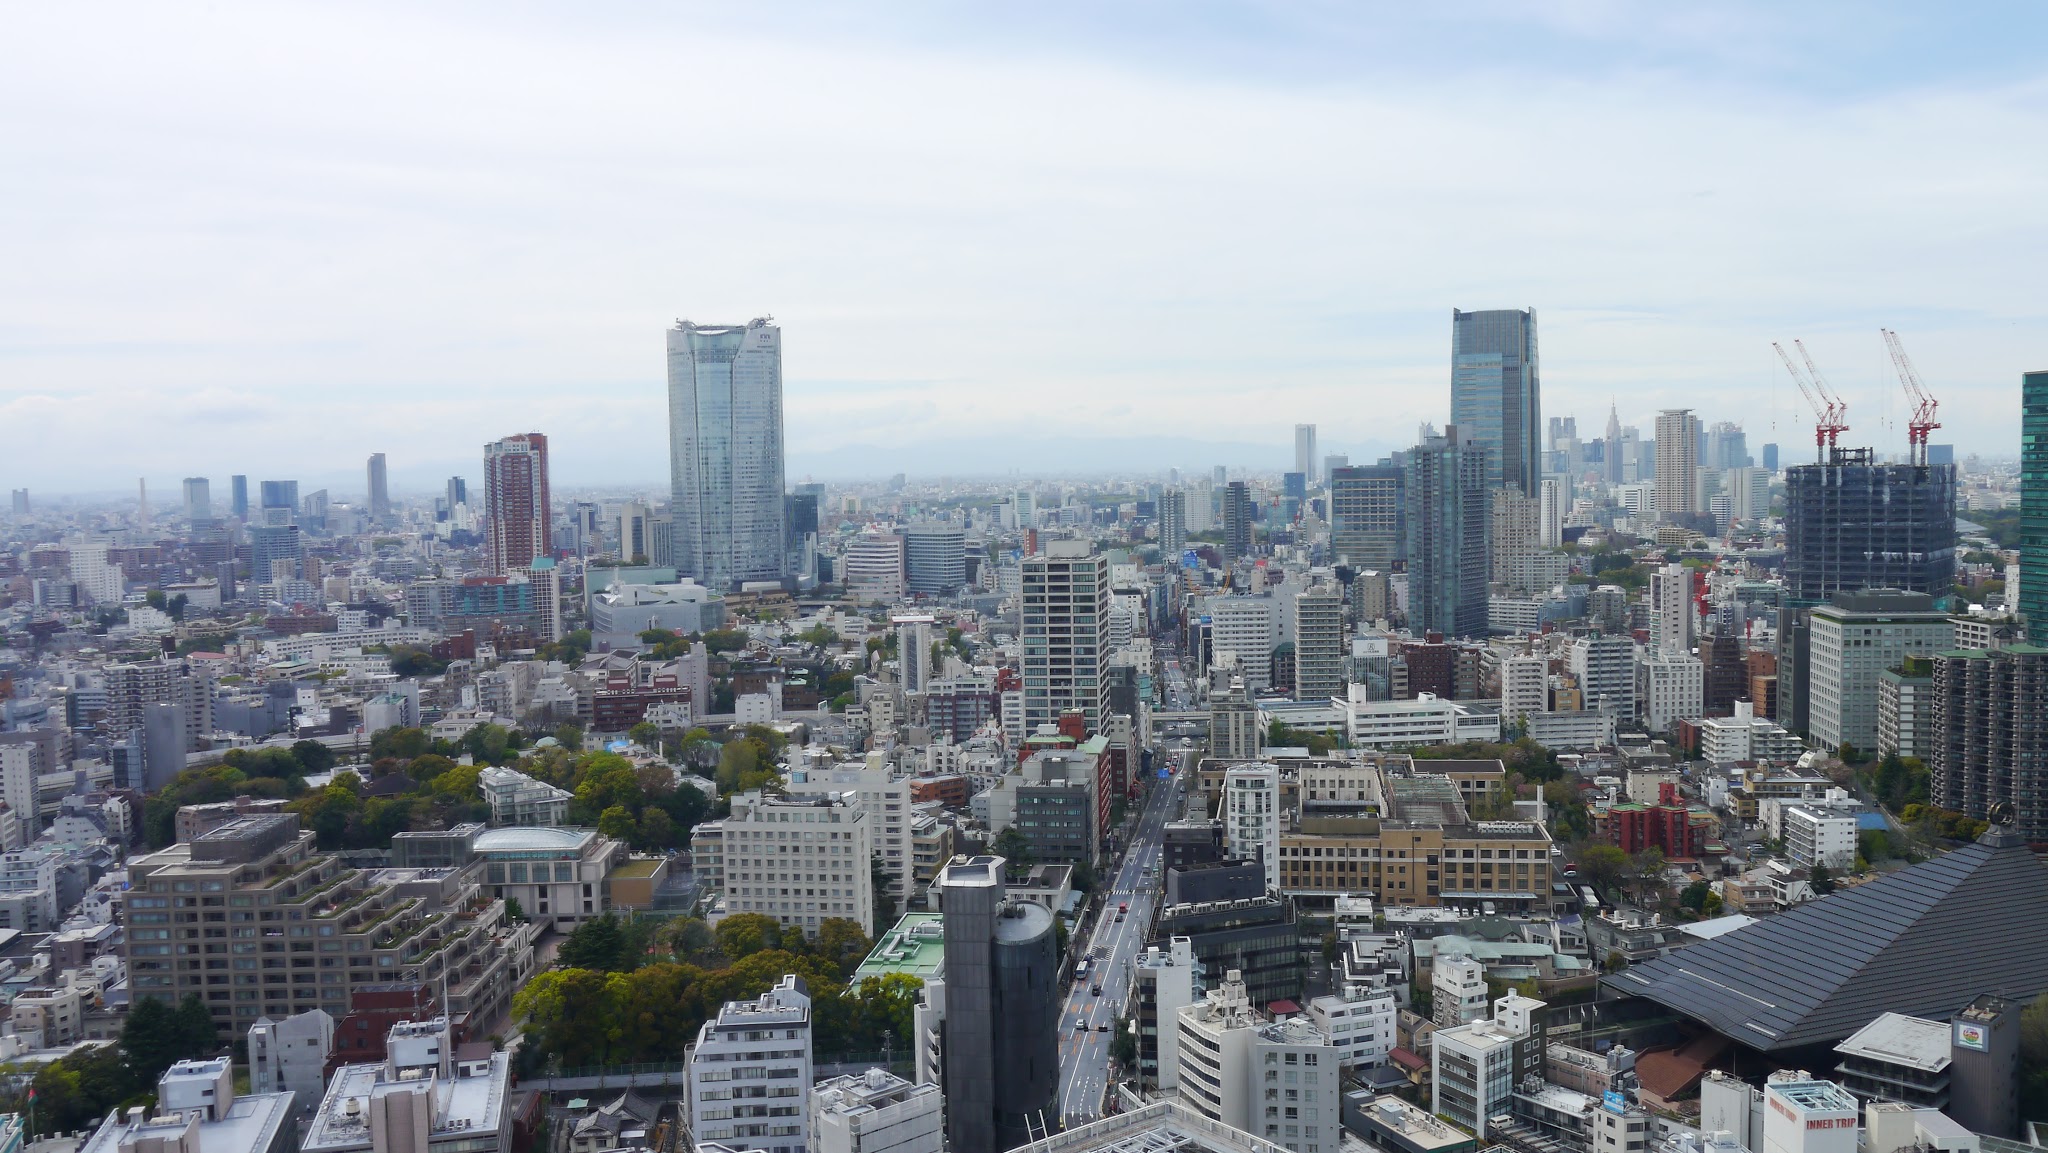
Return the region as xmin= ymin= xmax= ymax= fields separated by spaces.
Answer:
xmin=1783 ymin=447 xmax=1956 ymax=607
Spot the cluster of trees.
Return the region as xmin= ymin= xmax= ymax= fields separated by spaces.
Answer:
xmin=1573 ymin=844 xmax=1668 ymax=904
xmin=141 ymin=589 xmax=190 ymax=621
xmin=2020 ymin=991 xmax=2048 ymax=1121
xmin=0 ymin=996 xmax=220 ymax=1137
xmin=139 ymin=740 xmax=338 ymax=847
xmin=1413 ymin=738 xmax=1566 ymax=784
xmin=515 ymin=747 xmax=712 ymax=850
xmin=1867 ymin=752 xmax=1932 ymax=812
xmin=1900 ymin=803 xmax=1989 ymax=844
xmin=514 ymin=914 xmax=919 ymax=1071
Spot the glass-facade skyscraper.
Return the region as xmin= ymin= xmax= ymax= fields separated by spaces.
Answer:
xmin=2021 ymin=371 xmax=2048 ymax=628
xmin=667 ymin=318 xmax=787 ymax=590
xmin=1405 ymin=425 xmax=1489 ymax=638
xmin=1451 ymin=307 xmax=1540 ymax=496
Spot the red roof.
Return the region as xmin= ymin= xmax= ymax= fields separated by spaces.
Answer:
xmin=1268 ymin=1000 xmax=1302 ymax=1016
xmin=1389 ymin=1047 xmax=1427 ymax=1071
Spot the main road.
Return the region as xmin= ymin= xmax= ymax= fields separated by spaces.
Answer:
xmin=1054 ymin=741 xmax=1197 ymax=1126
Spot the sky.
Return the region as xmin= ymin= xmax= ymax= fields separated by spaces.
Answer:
xmin=4 ymin=2 xmax=2047 ymax=496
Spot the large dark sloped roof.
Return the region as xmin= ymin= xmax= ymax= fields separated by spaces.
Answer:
xmin=1603 ymin=831 xmax=2048 ymax=1051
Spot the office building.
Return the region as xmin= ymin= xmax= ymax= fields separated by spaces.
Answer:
xmin=81 ymin=1058 xmax=295 ymax=1153
xmin=1330 ymin=464 xmax=1404 ymax=572
xmin=811 ymin=1069 xmax=943 ymax=1153
xmin=667 ymin=318 xmax=787 ymax=590
xmin=1638 ymin=652 xmax=1704 ymax=735
xmin=1604 ymin=404 xmax=1626 ymax=484
xmin=932 ymin=856 xmax=1059 ymax=1153
xmin=1450 ymin=308 xmax=1541 ymax=496
xmin=182 ymin=477 xmax=211 ymax=521
xmin=1295 ymin=424 xmax=1318 ymax=478
xmin=1292 ymin=584 xmax=1346 ymax=702
xmin=249 ymin=1008 xmax=334 ymax=1111
xmin=1784 ymin=449 xmax=1957 ymax=607
xmin=903 ymin=523 xmax=966 ymax=596
xmin=842 ymin=530 xmax=907 ymax=602
xmin=1209 ymin=595 xmax=1278 ymax=692
xmin=1405 ymin=426 xmax=1489 ymax=638
xmin=483 ymin=433 xmax=551 ymax=576
xmin=259 ymin=480 xmax=299 ymax=523
xmin=1223 ymin=481 xmax=1255 ymax=566
xmin=1655 ymin=410 xmax=1701 ymax=521
xmin=685 ymin=974 xmax=813 ymax=1153
xmin=249 ymin=523 xmax=303 ymax=585
xmin=304 ymin=1018 xmax=512 ymax=1153
xmin=446 ymin=475 xmax=468 ymax=512
xmin=1160 ymin=488 xmax=1188 ymax=558
xmin=230 ymin=474 xmax=249 ymax=519
xmin=1761 ymin=1080 xmax=1858 ymax=1153
xmin=1929 ymin=644 xmax=2048 ymax=841
xmin=1021 ymin=541 xmax=1111 ymax=734
xmin=366 ymin=453 xmax=390 ymax=524
xmin=1174 ymin=971 xmax=1343 ymax=1153
xmin=1134 ymin=937 xmax=1200 ymax=1092
xmin=1808 ymin=590 xmax=1952 ymax=754
xmin=697 ymin=790 xmax=872 ymax=935
xmin=1210 ymin=678 xmax=1262 ymax=761
xmin=1432 ymin=994 xmax=1547 ymax=1139
xmin=2023 ymin=372 xmax=2048 ymax=628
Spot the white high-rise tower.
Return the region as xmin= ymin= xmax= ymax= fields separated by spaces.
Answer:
xmin=667 ymin=318 xmax=787 ymax=590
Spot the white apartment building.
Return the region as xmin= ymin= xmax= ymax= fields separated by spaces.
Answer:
xmin=1649 ymin=564 xmax=1695 ymax=656
xmin=249 ymin=1008 xmax=335 ymax=1112
xmin=1432 ymin=953 xmax=1489 ymax=1027
xmin=1636 ymin=653 xmax=1704 ymax=735
xmin=1224 ymin=764 xmax=1281 ymax=895
xmin=1570 ymin=635 xmax=1637 ymax=718
xmin=842 ymin=532 xmax=907 ymax=604
xmin=1698 ymin=701 xmax=1806 ymax=766
xmin=1021 ymin=541 xmax=1112 ymax=733
xmin=713 ymin=791 xmax=874 ymax=936
xmin=784 ymin=758 xmax=913 ymax=908
xmin=686 ymin=975 xmax=814 ymax=1153
xmin=1432 ymin=993 xmax=1545 ymax=1138
xmin=1293 ymin=586 xmax=1347 ymax=702
xmin=1175 ymin=972 xmax=1342 ymax=1153
xmin=478 ymin=766 xmax=571 ymax=827
xmin=1501 ymin=656 xmax=1550 ymax=725
xmin=1340 ymin=690 xmax=1459 ymax=748
xmin=1305 ymin=991 xmax=1397 ymax=1070
xmin=810 ymin=1068 xmax=942 ymax=1153
xmin=1135 ymin=937 xmax=1199 ymax=1092
xmin=1782 ymin=805 xmax=1858 ymax=871
xmin=1208 ymin=596 xmax=1281 ymax=693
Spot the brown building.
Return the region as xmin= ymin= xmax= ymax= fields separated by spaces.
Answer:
xmin=909 ymin=775 xmax=971 ymax=808
xmin=1747 ymin=650 xmax=1779 ymax=720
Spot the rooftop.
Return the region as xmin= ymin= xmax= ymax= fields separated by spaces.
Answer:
xmin=80 ymin=1093 xmax=295 ymax=1153
xmin=856 ymin=913 xmax=946 ymax=980
xmin=1004 ymin=1099 xmax=1293 ymax=1153
xmin=471 ymin=827 xmax=594 ymax=855
xmin=304 ymin=1052 xmax=510 ymax=1153
xmin=1834 ymin=1012 xmax=1952 ymax=1073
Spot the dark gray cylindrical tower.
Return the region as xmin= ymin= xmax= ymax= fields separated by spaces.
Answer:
xmin=992 ymin=900 xmax=1058 ymax=1149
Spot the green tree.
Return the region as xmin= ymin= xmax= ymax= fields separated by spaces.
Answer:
xmin=814 ymin=918 xmax=873 ymax=978
xmin=1810 ymin=864 xmax=1837 ymax=895
xmin=558 ymin=913 xmax=630 ymax=971
xmin=629 ymin=721 xmax=660 ymax=747
xmin=121 ymin=997 xmax=186 ymax=1083
xmin=714 ymin=913 xmax=784 ymax=960
xmin=291 ymin=739 xmax=337 ymax=774
xmin=554 ymin=723 xmax=586 ymax=750
xmin=993 ymin=826 xmax=1034 ymax=867
xmin=1576 ymin=844 xmax=1629 ymax=900
xmin=871 ymin=854 xmax=898 ymax=935
xmin=597 ymin=805 xmax=637 ymax=842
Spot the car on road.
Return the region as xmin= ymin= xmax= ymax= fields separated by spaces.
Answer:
xmin=1096 ymin=1022 xmax=1109 ymax=1031
xmin=1091 ymin=983 xmax=1102 ymax=995
xmin=1075 ymin=1021 xmax=1087 ymax=1032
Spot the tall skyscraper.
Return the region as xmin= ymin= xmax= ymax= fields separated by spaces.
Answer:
xmin=1294 ymin=424 xmax=1318 ymax=478
xmin=230 ymin=475 xmax=249 ymax=520
xmin=1158 ymin=488 xmax=1187 ymax=558
xmin=933 ymin=856 xmax=1058 ymax=1153
xmin=483 ymin=433 xmax=551 ymax=576
xmin=1404 ymin=425 xmax=1489 ymax=638
xmin=1221 ymin=481 xmax=1255 ymax=567
xmin=1784 ymin=448 xmax=1956 ymax=608
xmin=667 ymin=318 xmax=786 ymax=590
xmin=1329 ymin=464 xmax=1404 ymax=571
xmin=366 ymin=453 xmax=390 ymax=524
xmin=7 ymin=490 xmax=25 ymax=517
xmin=258 ymin=480 xmax=299 ymax=526
xmin=1762 ymin=443 xmax=1780 ymax=472
xmin=181 ymin=478 xmax=211 ymax=521
xmin=1705 ymin=422 xmax=1749 ymax=470
xmin=1020 ymin=541 xmax=1110 ymax=733
xmin=1450 ymin=308 xmax=1540 ymax=495
xmin=1650 ymin=563 xmax=1695 ymax=655
xmin=445 ymin=476 xmax=467 ymax=511
xmin=2022 ymin=372 xmax=2048 ymax=630
xmin=1292 ymin=583 xmax=1346 ymax=702
xmin=1654 ymin=409 xmax=1701 ymax=521
xmin=1604 ymin=404 xmax=1625 ymax=484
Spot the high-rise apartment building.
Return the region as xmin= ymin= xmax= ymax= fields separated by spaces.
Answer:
xmin=1224 ymin=764 xmax=1280 ymax=893
xmin=709 ymin=790 xmax=873 ymax=936
xmin=1329 ymin=464 xmax=1403 ymax=572
xmin=483 ymin=433 xmax=551 ymax=576
xmin=1649 ymin=563 xmax=1695 ymax=655
xmin=1538 ymin=478 xmax=1565 ymax=548
xmin=1570 ymin=635 xmax=1636 ymax=719
xmin=1404 ymin=426 xmax=1489 ymax=638
xmin=181 ymin=478 xmax=210 ymax=521
xmin=1159 ymin=488 xmax=1187 ymax=558
xmin=1654 ymin=410 xmax=1701 ymax=521
xmin=1294 ymin=424 xmax=1318 ymax=479
xmin=1808 ymin=590 xmax=1953 ymax=754
xmin=685 ymin=974 xmax=813 ymax=1153
xmin=366 ymin=453 xmax=390 ymax=524
xmin=1784 ymin=448 xmax=1956 ymax=607
xmin=1209 ymin=678 xmax=1262 ymax=760
xmin=1929 ymin=645 xmax=2048 ymax=841
xmin=1292 ymin=584 xmax=1346 ymax=702
xmin=932 ymin=856 xmax=1058 ymax=1153
xmin=1501 ymin=655 xmax=1549 ymax=724
xmin=1450 ymin=308 xmax=1540 ymax=496
xmin=1222 ymin=481 xmax=1255 ymax=567
xmin=1489 ymin=487 xmax=1539 ymax=587
xmin=1021 ymin=541 xmax=1110 ymax=733
xmin=894 ymin=614 xmax=936 ymax=694
xmin=667 ymin=318 xmax=786 ymax=590
xmin=1174 ymin=970 xmax=1343 ymax=1153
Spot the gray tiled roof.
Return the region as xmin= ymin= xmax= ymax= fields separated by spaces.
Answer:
xmin=1603 ymin=831 xmax=2048 ymax=1051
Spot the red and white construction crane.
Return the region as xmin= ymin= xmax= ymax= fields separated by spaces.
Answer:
xmin=1772 ymin=340 xmax=1849 ymax=461
xmin=1881 ymin=328 xmax=1941 ymax=467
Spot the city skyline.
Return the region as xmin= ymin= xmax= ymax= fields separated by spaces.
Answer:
xmin=3 ymin=4 xmax=2046 ymax=488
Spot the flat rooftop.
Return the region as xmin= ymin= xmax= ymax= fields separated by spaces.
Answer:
xmin=1834 ymin=1012 xmax=1952 ymax=1073
xmin=856 ymin=913 xmax=946 ymax=980
xmin=304 ymin=1053 xmax=509 ymax=1153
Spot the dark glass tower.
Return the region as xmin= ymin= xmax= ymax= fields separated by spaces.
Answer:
xmin=1451 ymin=308 xmax=1540 ymax=495
xmin=1783 ymin=447 xmax=1956 ymax=608
xmin=2021 ymin=371 xmax=2048 ymax=629
xmin=1404 ymin=425 xmax=1489 ymax=638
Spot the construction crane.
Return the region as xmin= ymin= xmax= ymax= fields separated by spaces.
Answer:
xmin=1881 ymin=328 xmax=1941 ymax=467
xmin=1772 ymin=340 xmax=1849 ymax=461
